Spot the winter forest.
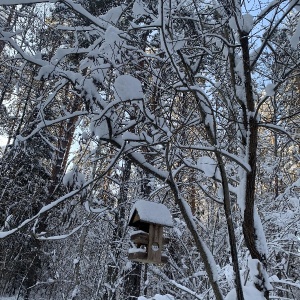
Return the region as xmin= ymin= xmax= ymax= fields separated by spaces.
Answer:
xmin=0 ymin=0 xmax=299 ymax=299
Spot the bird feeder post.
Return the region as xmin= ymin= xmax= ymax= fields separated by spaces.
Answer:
xmin=147 ymin=224 xmax=163 ymax=263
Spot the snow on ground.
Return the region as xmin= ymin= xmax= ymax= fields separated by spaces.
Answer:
xmin=225 ymin=284 xmax=266 ymax=300
xmin=138 ymin=295 xmax=174 ymax=300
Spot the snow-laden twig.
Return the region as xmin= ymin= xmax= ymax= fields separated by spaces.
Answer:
xmin=0 ymin=189 xmax=80 ymax=238
xmin=0 ymin=172 xmax=110 ymax=239
xmin=150 ymin=266 xmax=205 ymax=300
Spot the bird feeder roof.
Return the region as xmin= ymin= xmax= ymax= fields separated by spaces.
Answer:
xmin=129 ymin=200 xmax=173 ymax=227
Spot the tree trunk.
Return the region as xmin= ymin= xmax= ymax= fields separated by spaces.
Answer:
xmin=240 ymin=31 xmax=270 ymax=299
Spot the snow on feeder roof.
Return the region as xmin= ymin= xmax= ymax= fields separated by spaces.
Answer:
xmin=129 ymin=200 xmax=173 ymax=228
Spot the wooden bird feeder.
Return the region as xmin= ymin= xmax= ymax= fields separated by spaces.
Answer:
xmin=128 ymin=200 xmax=173 ymax=264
